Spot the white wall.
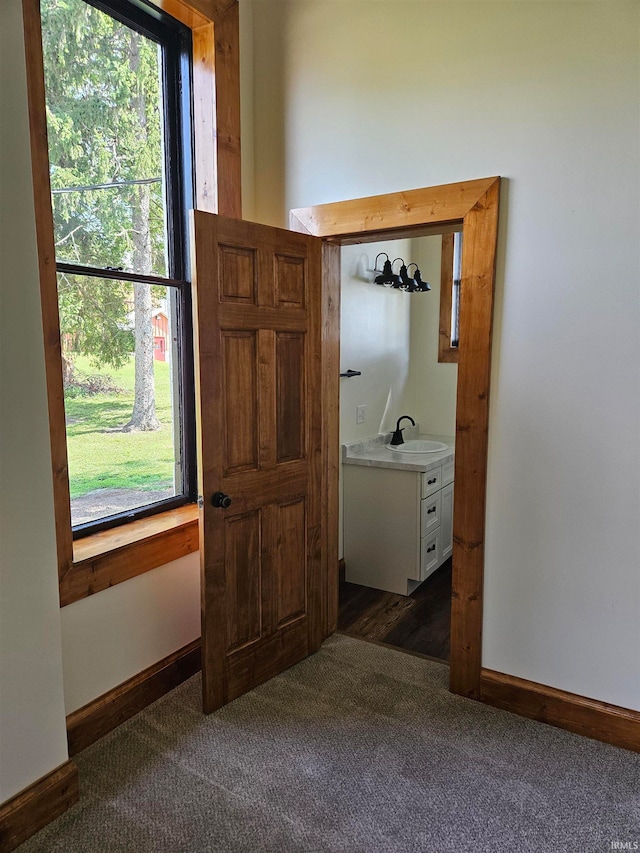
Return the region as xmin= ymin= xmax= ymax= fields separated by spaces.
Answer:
xmin=403 ymin=236 xmax=458 ymax=436
xmin=0 ymin=0 xmax=69 ymax=800
xmin=249 ymin=0 xmax=640 ymax=710
xmin=340 ymin=240 xmax=413 ymax=442
xmin=60 ymin=554 xmax=200 ymax=714
xmin=339 ymin=236 xmax=456 ymax=443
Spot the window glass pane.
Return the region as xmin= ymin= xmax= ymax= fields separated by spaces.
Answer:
xmin=59 ymin=274 xmax=183 ymax=527
xmin=42 ymin=0 xmax=169 ymax=276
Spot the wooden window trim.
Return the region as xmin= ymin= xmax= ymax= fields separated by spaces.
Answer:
xmin=439 ymin=233 xmax=459 ymax=364
xmin=62 ymin=505 xmax=199 ymax=607
xmin=22 ymin=0 xmax=241 ymax=606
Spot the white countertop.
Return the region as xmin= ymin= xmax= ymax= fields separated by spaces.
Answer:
xmin=342 ymin=430 xmax=455 ymax=473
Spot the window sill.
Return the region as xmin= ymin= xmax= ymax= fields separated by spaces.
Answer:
xmin=59 ymin=504 xmax=199 ymax=607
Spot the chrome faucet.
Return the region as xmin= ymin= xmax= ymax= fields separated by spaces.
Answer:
xmin=389 ymin=415 xmax=416 ymax=446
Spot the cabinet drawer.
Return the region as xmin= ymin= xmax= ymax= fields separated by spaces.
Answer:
xmin=421 ymin=467 xmax=442 ymax=498
xmin=421 ymin=491 xmax=441 ymax=534
xmin=420 ymin=529 xmax=440 ymax=581
xmin=442 ymin=456 xmax=454 ymax=486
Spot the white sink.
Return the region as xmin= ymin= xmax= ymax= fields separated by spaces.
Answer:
xmin=386 ymin=439 xmax=448 ymax=454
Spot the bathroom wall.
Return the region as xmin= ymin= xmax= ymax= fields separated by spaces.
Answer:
xmin=403 ymin=236 xmax=458 ymax=437
xmin=340 ymin=237 xmax=454 ymax=444
xmin=248 ymin=0 xmax=640 ymax=711
xmin=340 ymin=240 xmax=413 ymax=443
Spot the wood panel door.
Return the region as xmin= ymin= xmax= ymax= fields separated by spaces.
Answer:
xmin=190 ymin=211 xmax=326 ymax=712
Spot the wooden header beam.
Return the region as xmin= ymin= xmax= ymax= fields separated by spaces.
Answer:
xmin=290 ymin=178 xmax=497 ymax=242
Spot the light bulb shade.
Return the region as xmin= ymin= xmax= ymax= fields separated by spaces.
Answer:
xmin=398 ymin=264 xmax=413 ymax=290
xmin=414 ymin=269 xmax=431 ymax=292
xmin=374 ymin=258 xmax=400 ymax=287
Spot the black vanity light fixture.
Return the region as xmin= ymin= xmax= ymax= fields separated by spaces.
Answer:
xmin=409 ymin=263 xmax=431 ymax=293
xmin=373 ymin=253 xmax=431 ymax=293
xmin=373 ymin=253 xmax=401 ymax=287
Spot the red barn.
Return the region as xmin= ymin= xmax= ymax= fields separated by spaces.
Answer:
xmin=152 ymin=309 xmax=169 ymax=362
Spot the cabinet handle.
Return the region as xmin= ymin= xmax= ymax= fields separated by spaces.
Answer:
xmin=427 ymin=507 xmax=436 ymax=514
xmin=427 ymin=544 xmax=436 ymax=553
xmin=427 ymin=478 xmax=437 ymax=485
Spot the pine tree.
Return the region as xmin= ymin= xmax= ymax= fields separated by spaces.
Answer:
xmin=42 ymin=0 xmax=166 ymax=430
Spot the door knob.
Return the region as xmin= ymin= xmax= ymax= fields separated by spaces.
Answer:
xmin=211 ymin=491 xmax=232 ymax=509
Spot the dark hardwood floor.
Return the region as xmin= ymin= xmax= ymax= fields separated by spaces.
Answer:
xmin=338 ymin=560 xmax=451 ymax=662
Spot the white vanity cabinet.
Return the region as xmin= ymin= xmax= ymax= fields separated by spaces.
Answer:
xmin=343 ymin=457 xmax=454 ymax=596
xmin=440 ymin=482 xmax=454 ymax=563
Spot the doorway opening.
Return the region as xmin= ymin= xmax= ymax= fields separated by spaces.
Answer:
xmin=290 ymin=176 xmax=500 ymax=700
xmin=336 ymin=234 xmax=458 ymax=662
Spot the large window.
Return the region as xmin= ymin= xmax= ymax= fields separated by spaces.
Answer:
xmin=41 ymin=0 xmax=195 ymax=537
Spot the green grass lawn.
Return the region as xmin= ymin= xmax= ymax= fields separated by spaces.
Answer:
xmin=64 ymin=355 xmax=177 ymax=499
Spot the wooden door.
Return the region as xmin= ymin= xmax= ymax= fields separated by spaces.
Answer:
xmin=190 ymin=211 xmax=325 ymax=712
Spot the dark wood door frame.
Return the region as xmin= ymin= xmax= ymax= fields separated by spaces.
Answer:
xmin=290 ymin=176 xmax=501 ymax=699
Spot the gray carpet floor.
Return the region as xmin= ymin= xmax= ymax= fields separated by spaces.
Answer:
xmin=19 ymin=635 xmax=640 ymax=852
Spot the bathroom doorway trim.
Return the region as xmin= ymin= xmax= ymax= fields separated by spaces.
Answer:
xmin=291 ymin=176 xmax=500 ymax=699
